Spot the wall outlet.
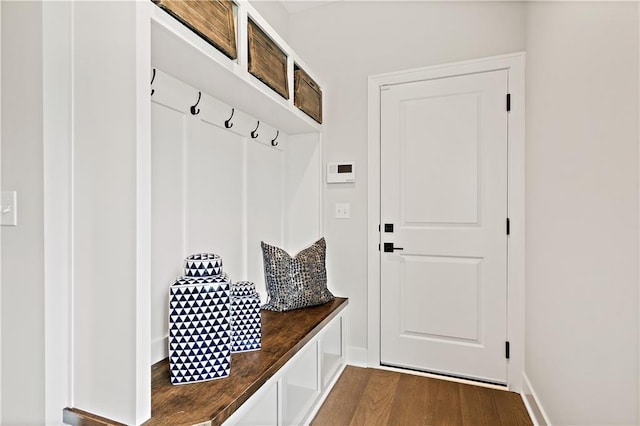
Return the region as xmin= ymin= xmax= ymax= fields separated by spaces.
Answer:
xmin=335 ymin=203 xmax=350 ymax=219
xmin=1 ymin=191 xmax=17 ymax=226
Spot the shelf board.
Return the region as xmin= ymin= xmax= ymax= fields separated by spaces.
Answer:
xmin=150 ymin=5 xmax=321 ymax=135
xmin=283 ymin=383 xmax=319 ymax=425
xmin=322 ymin=352 xmax=342 ymax=385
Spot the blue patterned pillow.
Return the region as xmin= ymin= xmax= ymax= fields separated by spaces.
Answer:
xmin=261 ymin=238 xmax=335 ymax=312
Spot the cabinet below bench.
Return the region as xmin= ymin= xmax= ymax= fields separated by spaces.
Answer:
xmin=64 ymin=297 xmax=348 ymax=426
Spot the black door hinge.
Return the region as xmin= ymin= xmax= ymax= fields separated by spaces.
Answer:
xmin=378 ymin=243 xmax=380 ymax=251
xmin=505 ymin=341 xmax=510 ymax=359
xmin=378 ymin=224 xmax=381 ymax=232
xmin=506 ymin=94 xmax=511 ymax=112
xmin=506 ymin=218 xmax=510 ymax=235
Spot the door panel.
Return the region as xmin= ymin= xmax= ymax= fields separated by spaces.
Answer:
xmin=402 ymin=255 xmax=481 ymax=342
xmin=402 ymin=93 xmax=479 ymax=225
xmin=380 ymin=70 xmax=508 ymax=384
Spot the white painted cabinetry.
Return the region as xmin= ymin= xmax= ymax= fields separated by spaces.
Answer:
xmin=224 ymin=312 xmax=346 ymax=426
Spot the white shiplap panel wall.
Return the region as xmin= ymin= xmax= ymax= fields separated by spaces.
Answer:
xmin=247 ymin=140 xmax=285 ymax=302
xmin=186 ymin=120 xmax=244 ymax=280
xmin=150 ymin=70 xmax=292 ymax=363
xmin=150 ymin=102 xmax=185 ymax=363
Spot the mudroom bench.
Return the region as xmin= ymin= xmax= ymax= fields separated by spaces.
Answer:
xmin=65 ymin=297 xmax=348 ymax=426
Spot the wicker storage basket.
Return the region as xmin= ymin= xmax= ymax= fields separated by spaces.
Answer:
xmin=248 ymin=19 xmax=289 ymax=99
xmin=153 ymin=0 xmax=237 ymax=60
xmin=294 ymin=65 xmax=322 ymax=124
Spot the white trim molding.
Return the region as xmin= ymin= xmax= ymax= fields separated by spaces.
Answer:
xmin=521 ymin=373 xmax=552 ymax=426
xmin=43 ymin=2 xmax=73 ymax=422
xmin=0 ymin=2 xmax=3 ymax=421
xmin=366 ymin=52 xmax=526 ymax=391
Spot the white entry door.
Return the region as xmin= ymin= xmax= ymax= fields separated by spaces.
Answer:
xmin=380 ymin=70 xmax=509 ymax=384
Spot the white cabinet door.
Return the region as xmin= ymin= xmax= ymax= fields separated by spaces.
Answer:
xmin=224 ymin=381 xmax=279 ymax=426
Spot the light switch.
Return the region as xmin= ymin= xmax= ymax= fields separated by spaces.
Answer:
xmin=1 ymin=191 xmax=17 ymax=226
xmin=335 ymin=203 xmax=350 ymax=219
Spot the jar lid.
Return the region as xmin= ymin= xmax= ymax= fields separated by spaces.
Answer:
xmin=231 ymin=281 xmax=257 ymax=297
xmin=184 ymin=253 xmax=223 ymax=278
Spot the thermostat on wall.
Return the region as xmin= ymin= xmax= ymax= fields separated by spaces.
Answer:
xmin=327 ymin=162 xmax=355 ymax=183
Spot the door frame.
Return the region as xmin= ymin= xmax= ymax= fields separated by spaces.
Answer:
xmin=367 ymin=52 xmax=525 ymax=391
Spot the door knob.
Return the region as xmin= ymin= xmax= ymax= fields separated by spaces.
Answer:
xmin=383 ymin=242 xmax=404 ymax=253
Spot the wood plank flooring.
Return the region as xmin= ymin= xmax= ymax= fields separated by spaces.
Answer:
xmin=312 ymin=366 xmax=532 ymax=426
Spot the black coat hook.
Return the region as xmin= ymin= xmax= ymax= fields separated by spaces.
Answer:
xmin=150 ymin=68 xmax=156 ymax=96
xmin=251 ymin=121 xmax=260 ymax=139
xmin=190 ymin=91 xmax=201 ymax=115
xmin=224 ymin=108 xmax=235 ymax=129
xmin=271 ymin=130 xmax=279 ymax=146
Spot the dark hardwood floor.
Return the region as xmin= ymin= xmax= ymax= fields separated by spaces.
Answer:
xmin=311 ymin=366 xmax=533 ymax=426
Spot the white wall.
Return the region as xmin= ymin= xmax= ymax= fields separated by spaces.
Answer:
xmin=525 ymin=2 xmax=639 ymax=424
xmin=0 ymin=2 xmax=3 ymax=421
xmin=288 ymin=0 xmax=526 ymax=359
xmin=43 ymin=2 xmax=72 ymax=424
xmin=249 ymin=1 xmax=290 ymax=43
xmin=0 ymin=1 xmax=46 ymax=424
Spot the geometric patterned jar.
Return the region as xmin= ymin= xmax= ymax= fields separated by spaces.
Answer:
xmin=168 ymin=274 xmax=231 ymax=385
xmin=230 ymin=281 xmax=262 ymax=353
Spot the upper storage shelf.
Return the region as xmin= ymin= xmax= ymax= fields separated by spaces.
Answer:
xmin=150 ymin=0 xmax=323 ymax=135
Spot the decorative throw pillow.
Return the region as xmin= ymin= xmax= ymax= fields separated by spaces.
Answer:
xmin=261 ymin=237 xmax=335 ymax=312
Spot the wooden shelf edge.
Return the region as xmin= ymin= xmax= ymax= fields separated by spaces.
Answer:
xmin=63 ymin=408 xmax=126 ymax=426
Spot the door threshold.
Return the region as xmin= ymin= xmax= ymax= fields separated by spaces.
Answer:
xmin=379 ymin=363 xmax=508 ymax=391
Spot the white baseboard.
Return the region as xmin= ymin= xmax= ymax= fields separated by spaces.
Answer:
xmin=151 ymin=336 xmax=168 ymax=365
xmin=521 ymin=372 xmax=552 ymax=426
xmin=346 ymin=346 xmax=368 ymax=367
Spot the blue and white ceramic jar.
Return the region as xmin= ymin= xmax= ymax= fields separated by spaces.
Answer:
xmin=168 ymin=263 xmax=231 ymax=384
xmin=230 ymin=281 xmax=262 ymax=353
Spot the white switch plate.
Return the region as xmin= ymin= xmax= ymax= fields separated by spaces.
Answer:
xmin=335 ymin=203 xmax=350 ymax=219
xmin=1 ymin=191 xmax=17 ymax=226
